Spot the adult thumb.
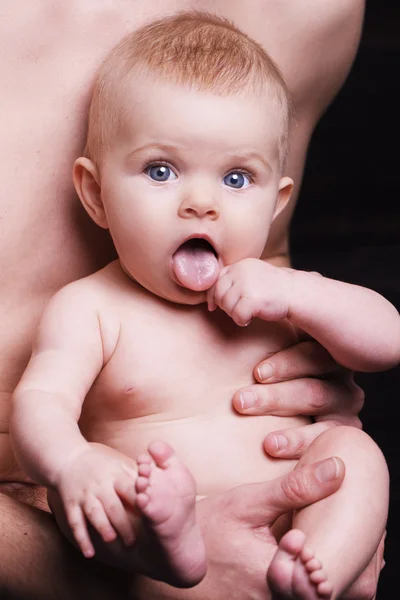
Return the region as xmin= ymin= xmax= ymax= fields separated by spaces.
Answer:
xmin=232 ymin=457 xmax=345 ymax=527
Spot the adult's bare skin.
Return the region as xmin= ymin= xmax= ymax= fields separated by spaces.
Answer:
xmin=0 ymin=458 xmax=345 ymax=600
xmin=0 ymin=1 xmax=381 ymax=599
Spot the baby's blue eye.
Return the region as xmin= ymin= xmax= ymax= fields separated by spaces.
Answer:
xmin=223 ymin=172 xmax=251 ymax=189
xmin=146 ymin=165 xmax=177 ymax=182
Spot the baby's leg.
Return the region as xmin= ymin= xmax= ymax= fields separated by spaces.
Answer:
xmin=48 ymin=441 xmax=206 ymax=588
xmin=134 ymin=440 xmax=206 ymax=587
xmin=267 ymin=426 xmax=388 ymax=599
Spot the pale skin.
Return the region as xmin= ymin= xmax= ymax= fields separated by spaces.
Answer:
xmin=11 ymin=76 xmax=398 ymax=598
xmin=0 ymin=1 xmax=386 ymax=599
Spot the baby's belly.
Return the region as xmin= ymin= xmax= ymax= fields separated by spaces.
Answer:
xmin=85 ymin=411 xmax=310 ymax=496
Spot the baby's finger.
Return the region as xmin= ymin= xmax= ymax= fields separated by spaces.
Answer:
xmin=66 ymin=505 xmax=95 ymax=558
xmin=103 ymin=490 xmax=136 ymax=546
xmin=84 ymin=497 xmax=117 ymax=544
xmin=230 ymin=296 xmax=254 ymax=327
xmin=115 ymin=471 xmax=137 ymax=507
xmin=206 ymin=286 xmax=217 ymax=312
xmin=216 ymin=284 xmax=242 ymax=318
xmin=213 ymin=273 xmax=234 ymax=308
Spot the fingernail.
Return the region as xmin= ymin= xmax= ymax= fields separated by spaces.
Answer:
xmin=272 ymin=435 xmax=288 ymax=451
xmin=257 ymin=363 xmax=274 ymax=381
xmin=316 ymin=458 xmax=340 ymax=482
xmin=239 ymin=391 xmax=257 ymax=410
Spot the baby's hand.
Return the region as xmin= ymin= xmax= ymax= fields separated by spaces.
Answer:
xmin=207 ymin=258 xmax=293 ymax=327
xmin=55 ymin=449 xmax=137 ymax=558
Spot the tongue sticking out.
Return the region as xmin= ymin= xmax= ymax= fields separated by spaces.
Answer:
xmin=172 ymin=239 xmax=220 ymax=291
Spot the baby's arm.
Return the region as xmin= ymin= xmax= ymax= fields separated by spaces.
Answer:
xmin=11 ymin=283 xmax=103 ymax=485
xmin=10 ymin=283 xmax=136 ymax=557
xmin=208 ymin=259 xmax=400 ymax=372
xmin=285 ymin=268 xmax=400 ymax=371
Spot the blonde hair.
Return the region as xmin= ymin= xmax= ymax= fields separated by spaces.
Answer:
xmin=85 ymin=11 xmax=292 ymax=168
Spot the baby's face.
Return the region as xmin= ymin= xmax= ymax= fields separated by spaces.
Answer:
xmin=99 ymin=74 xmax=291 ymax=304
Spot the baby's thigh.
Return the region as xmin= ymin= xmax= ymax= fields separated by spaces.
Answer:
xmin=296 ymin=426 xmax=389 ymax=529
xmin=296 ymin=426 xmax=387 ymax=478
xmin=290 ymin=426 xmax=389 ymax=596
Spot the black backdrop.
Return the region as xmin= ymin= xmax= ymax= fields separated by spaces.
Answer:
xmin=291 ymin=2 xmax=399 ymax=597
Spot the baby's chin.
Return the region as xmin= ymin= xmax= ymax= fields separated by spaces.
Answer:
xmin=154 ymin=282 xmax=207 ymax=306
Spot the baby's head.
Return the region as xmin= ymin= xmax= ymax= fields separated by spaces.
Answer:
xmin=74 ymin=12 xmax=294 ymax=304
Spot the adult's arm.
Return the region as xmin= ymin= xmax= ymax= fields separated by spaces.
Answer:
xmin=261 ymin=0 xmax=366 ymax=269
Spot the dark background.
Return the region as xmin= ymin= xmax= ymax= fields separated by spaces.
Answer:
xmin=291 ymin=2 xmax=399 ymax=597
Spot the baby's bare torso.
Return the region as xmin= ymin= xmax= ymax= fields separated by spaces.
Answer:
xmin=79 ymin=263 xmax=308 ymax=495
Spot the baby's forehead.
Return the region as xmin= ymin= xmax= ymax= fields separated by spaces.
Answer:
xmin=119 ymin=72 xmax=283 ymax=122
xmin=118 ymin=76 xmax=283 ymax=139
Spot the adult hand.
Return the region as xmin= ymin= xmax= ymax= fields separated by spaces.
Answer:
xmin=233 ymin=339 xmax=364 ymax=460
xmin=132 ymin=457 xmax=345 ymax=600
xmin=232 ymin=338 xmax=384 ymax=600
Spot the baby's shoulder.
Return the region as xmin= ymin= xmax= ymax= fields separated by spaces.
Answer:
xmin=58 ymin=260 xmax=127 ymax=302
xmin=40 ymin=262 xmax=125 ymax=327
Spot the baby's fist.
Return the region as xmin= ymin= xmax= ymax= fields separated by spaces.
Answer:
xmin=207 ymin=259 xmax=293 ymax=326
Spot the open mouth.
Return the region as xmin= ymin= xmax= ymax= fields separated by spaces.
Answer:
xmin=171 ymin=237 xmax=220 ymax=292
xmin=177 ymin=237 xmax=218 ymax=258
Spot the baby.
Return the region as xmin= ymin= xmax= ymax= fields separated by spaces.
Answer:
xmin=10 ymin=12 xmax=399 ymax=599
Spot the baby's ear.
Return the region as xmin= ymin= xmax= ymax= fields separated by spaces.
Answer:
xmin=273 ymin=176 xmax=294 ymax=220
xmin=73 ymin=157 xmax=108 ymax=229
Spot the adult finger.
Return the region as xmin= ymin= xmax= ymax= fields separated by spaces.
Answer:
xmin=229 ymin=457 xmax=345 ymax=527
xmin=253 ymin=340 xmax=340 ymax=383
xmin=263 ymin=418 xmax=362 ymax=459
xmin=233 ymin=376 xmax=364 ymax=418
xmin=263 ymin=421 xmax=336 ymax=459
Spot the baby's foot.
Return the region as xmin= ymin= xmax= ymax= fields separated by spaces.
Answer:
xmin=268 ymin=529 xmax=333 ymax=599
xmin=134 ymin=440 xmax=206 ymax=587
